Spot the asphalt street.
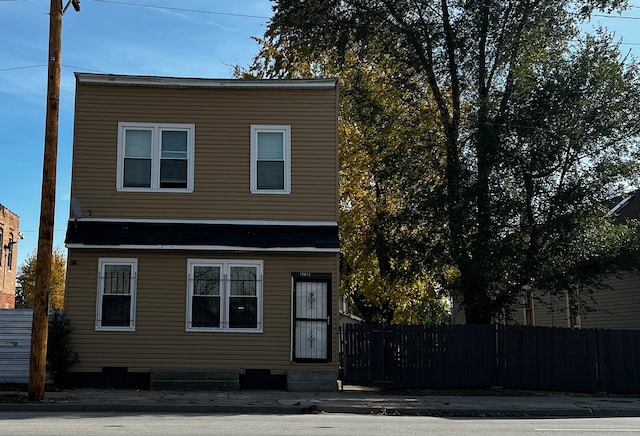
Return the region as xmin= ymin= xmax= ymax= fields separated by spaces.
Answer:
xmin=2 ymin=412 xmax=640 ymax=436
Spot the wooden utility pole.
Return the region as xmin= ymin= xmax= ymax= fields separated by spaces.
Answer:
xmin=28 ymin=0 xmax=63 ymax=401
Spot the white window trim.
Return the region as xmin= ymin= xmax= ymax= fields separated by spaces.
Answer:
xmin=96 ymin=258 xmax=137 ymax=331
xmin=116 ymin=122 xmax=195 ymax=192
xmin=186 ymin=259 xmax=263 ymax=333
xmin=250 ymin=125 xmax=291 ymax=194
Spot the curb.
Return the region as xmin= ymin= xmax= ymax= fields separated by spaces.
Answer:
xmin=0 ymin=403 xmax=617 ymax=417
xmin=0 ymin=403 xmax=309 ymax=414
xmin=317 ymin=405 xmax=596 ymax=417
xmin=2 ymin=401 xmax=640 ymax=417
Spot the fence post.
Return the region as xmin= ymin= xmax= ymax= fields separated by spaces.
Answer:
xmin=338 ymin=326 xmax=344 ymax=391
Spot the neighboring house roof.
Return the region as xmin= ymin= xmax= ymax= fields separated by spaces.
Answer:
xmin=65 ymin=220 xmax=339 ymax=252
xmin=609 ymin=189 xmax=640 ymax=223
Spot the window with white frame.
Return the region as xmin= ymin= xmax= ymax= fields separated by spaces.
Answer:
xmin=96 ymin=258 xmax=137 ymax=331
xmin=250 ymin=125 xmax=291 ymax=194
xmin=187 ymin=259 xmax=263 ymax=332
xmin=117 ymin=122 xmax=195 ymax=192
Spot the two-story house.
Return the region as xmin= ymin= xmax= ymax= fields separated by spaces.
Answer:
xmin=64 ymin=73 xmax=340 ymax=391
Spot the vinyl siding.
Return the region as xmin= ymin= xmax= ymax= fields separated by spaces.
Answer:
xmin=527 ymin=276 xmax=640 ymax=329
xmin=522 ymin=292 xmax=568 ymax=328
xmin=506 ymin=274 xmax=640 ymax=329
xmin=580 ymin=275 xmax=640 ymax=329
xmin=70 ymin=84 xmax=338 ymax=222
xmin=64 ymin=249 xmax=339 ymax=373
xmin=452 ymin=274 xmax=640 ymax=329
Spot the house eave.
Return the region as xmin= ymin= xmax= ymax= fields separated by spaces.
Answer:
xmin=75 ymin=73 xmax=337 ymax=90
xmin=72 ymin=217 xmax=338 ymax=226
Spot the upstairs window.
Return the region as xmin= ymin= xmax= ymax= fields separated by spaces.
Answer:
xmin=250 ymin=125 xmax=291 ymax=194
xmin=187 ymin=259 xmax=263 ymax=332
xmin=117 ymin=122 xmax=194 ymax=192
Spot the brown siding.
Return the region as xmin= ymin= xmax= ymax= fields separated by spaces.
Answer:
xmin=70 ymin=84 xmax=338 ymax=222
xmin=64 ymin=249 xmax=339 ymax=373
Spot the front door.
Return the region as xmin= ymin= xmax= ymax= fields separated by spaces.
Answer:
xmin=292 ymin=273 xmax=331 ymax=362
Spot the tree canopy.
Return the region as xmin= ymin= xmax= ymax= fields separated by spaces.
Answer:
xmin=15 ymin=247 xmax=67 ymax=310
xmin=249 ymin=0 xmax=640 ymax=323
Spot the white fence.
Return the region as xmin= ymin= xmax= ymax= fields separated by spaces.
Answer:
xmin=0 ymin=309 xmax=33 ymax=383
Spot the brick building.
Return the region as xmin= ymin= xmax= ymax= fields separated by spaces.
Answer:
xmin=0 ymin=205 xmax=20 ymax=309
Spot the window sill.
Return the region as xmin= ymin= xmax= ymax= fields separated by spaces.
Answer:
xmin=95 ymin=326 xmax=136 ymax=332
xmin=117 ymin=187 xmax=193 ymax=193
xmin=186 ymin=327 xmax=263 ymax=333
xmin=250 ymin=190 xmax=290 ymax=195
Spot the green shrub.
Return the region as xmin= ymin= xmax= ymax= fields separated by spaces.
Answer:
xmin=47 ymin=311 xmax=80 ymax=387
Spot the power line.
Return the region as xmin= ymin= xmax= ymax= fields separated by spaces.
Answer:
xmin=62 ymin=64 xmax=109 ymax=73
xmin=0 ymin=65 xmax=46 ymax=72
xmin=91 ymin=0 xmax=270 ymax=19
xmin=0 ymin=64 xmax=109 ymax=73
xmin=593 ymin=13 xmax=640 ymax=20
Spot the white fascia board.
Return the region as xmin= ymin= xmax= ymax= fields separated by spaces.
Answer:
xmin=606 ymin=195 xmax=633 ymax=217
xmin=75 ymin=73 xmax=337 ymax=89
xmin=68 ymin=218 xmax=338 ymax=227
xmin=65 ymin=243 xmax=340 ymax=253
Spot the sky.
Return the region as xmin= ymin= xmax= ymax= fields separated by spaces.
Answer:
xmin=0 ymin=0 xmax=272 ymax=269
xmin=0 ymin=0 xmax=639 ymax=271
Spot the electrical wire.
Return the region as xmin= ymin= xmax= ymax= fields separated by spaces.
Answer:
xmin=90 ymin=0 xmax=270 ymax=19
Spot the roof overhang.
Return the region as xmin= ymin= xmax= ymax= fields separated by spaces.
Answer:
xmin=75 ymin=73 xmax=337 ymax=90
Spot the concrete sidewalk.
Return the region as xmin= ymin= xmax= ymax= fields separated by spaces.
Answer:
xmin=2 ymin=388 xmax=640 ymax=417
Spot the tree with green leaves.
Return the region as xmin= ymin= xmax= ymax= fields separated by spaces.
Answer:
xmin=16 ymin=247 xmax=67 ymax=310
xmin=251 ymin=0 xmax=640 ymax=324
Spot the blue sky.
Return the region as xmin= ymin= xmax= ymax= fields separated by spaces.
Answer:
xmin=0 ymin=0 xmax=639 ymax=270
xmin=1 ymin=0 xmax=272 ymax=268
